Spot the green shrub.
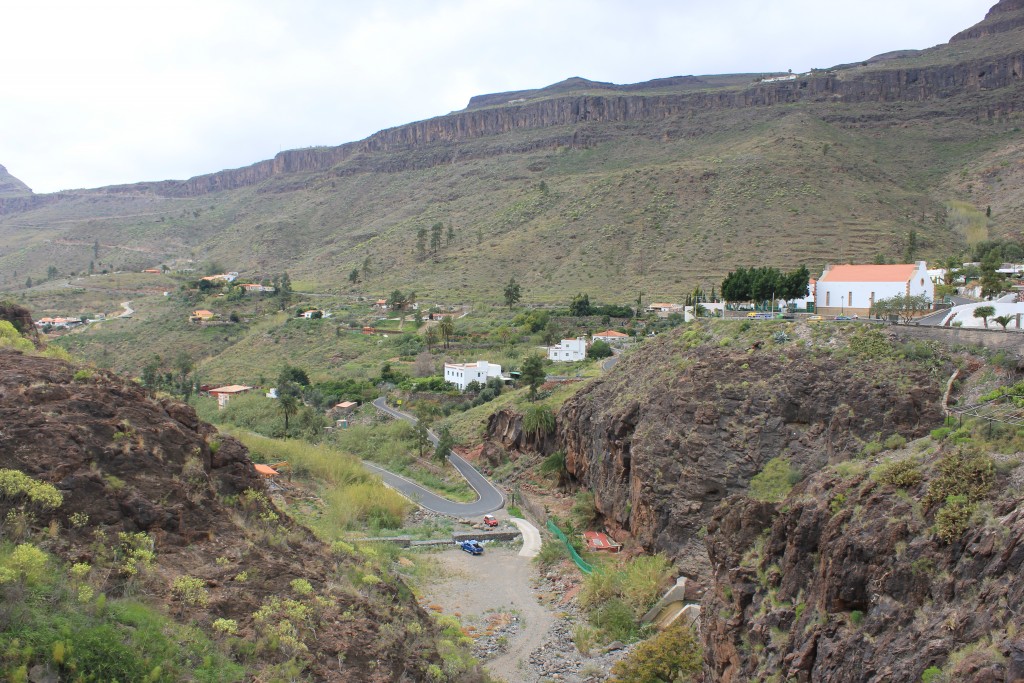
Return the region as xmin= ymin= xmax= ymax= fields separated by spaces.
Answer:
xmin=923 ymin=449 xmax=994 ymax=509
xmin=570 ymin=491 xmax=599 ymax=529
xmin=171 ymin=575 xmax=209 ymax=607
xmin=875 ymin=459 xmax=923 ymax=489
xmin=930 ymin=427 xmax=952 ymax=441
xmin=935 ymin=495 xmax=977 ymax=543
xmin=533 ymin=540 xmax=567 ymax=568
xmin=921 ymin=665 xmax=943 ymax=682
xmin=0 ymin=469 xmax=63 ymax=510
xmin=749 ymin=457 xmax=801 ymax=503
xmin=609 ymin=622 xmax=702 ymax=683
xmin=589 ymin=598 xmax=639 ymax=643
xmin=883 ymin=434 xmax=907 ymax=450
xmin=73 ymin=368 xmax=94 ymax=382
xmin=850 ymin=610 xmax=864 ymax=627
xmin=862 ymin=441 xmax=884 ymax=458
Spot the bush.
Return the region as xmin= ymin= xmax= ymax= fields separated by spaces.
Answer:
xmin=935 ymin=495 xmax=977 ymax=543
xmin=609 ymin=622 xmax=702 ymax=683
xmin=875 ymin=459 xmax=923 ymax=489
xmin=588 ymin=340 xmax=613 ymax=359
xmin=883 ymin=434 xmax=907 ymax=450
xmin=921 ymin=666 xmax=943 ymax=683
xmin=570 ymin=491 xmax=599 ymax=530
xmin=588 ymin=598 xmax=639 ymax=643
xmin=749 ymin=458 xmax=801 ymax=503
xmin=931 ymin=427 xmax=952 ymax=441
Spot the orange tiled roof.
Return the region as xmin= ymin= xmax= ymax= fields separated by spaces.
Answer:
xmin=209 ymin=385 xmax=252 ymax=394
xmin=254 ymin=464 xmax=278 ymax=476
xmin=594 ymin=330 xmax=628 ymax=337
xmin=819 ymin=264 xmax=917 ymax=283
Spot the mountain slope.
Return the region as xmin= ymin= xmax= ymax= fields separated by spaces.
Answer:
xmin=0 ymin=1 xmax=1022 ymax=303
xmin=0 ymin=164 xmax=32 ymax=198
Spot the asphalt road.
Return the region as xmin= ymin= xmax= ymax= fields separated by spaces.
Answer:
xmin=371 ymin=397 xmax=505 ymax=516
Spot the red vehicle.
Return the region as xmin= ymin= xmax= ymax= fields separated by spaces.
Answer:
xmin=483 ymin=514 xmax=499 ymax=528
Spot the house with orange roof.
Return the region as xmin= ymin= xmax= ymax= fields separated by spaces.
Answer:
xmin=646 ymin=302 xmax=683 ymax=318
xmin=815 ymin=261 xmax=932 ymax=317
xmin=208 ymin=384 xmax=253 ymax=408
xmin=592 ymin=330 xmax=629 ymax=346
xmin=191 ymin=309 xmax=216 ymax=322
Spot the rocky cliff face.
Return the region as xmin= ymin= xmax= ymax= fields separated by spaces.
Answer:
xmin=483 ymin=408 xmax=558 ymax=461
xmin=0 ymin=348 xmax=466 ymax=681
xmin=701 ymin=444 xmax=1024 ymax=682
xmin=556 ymin=326 xmax=947 ymax=579
xmin=2 ymin=2 xmax=1020 ymax=209
xmin=952 ymin=0 xmax=1024 ymax=42
xmin=0 ymin=163 xmax=32 ymax=198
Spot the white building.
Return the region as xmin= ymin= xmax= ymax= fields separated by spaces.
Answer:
xmin=815 ymin=262 xmax=932 ymax=317
xmin=592 ymin=330 xmax=630 ymax=346
xmin=548 ymin=337 xmax=587 ymax=362
xmin=939 ymin=298 xmax=1024 ymax=329
xmin=444 ymin=360 xmax=504 ymax=392
xmin=646 ymin=303 xmax=683 ymax=318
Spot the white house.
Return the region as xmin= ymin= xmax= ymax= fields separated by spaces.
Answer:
xmin=646 ymin=303 xmax=683 ymax=318
xmin=548 ymin=337 xmax=587 ymax=362
xmin=815 ymin=262 xmax=932 ymax=317
xmin=592 ymin=330 xmax=629 ymax=346
xmin=444 ymin=360 xmax=504 ymax=392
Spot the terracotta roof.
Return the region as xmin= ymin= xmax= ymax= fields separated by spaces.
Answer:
xmin=583 ymin=531 xmax=621 ymax=550
xmin=209 ymin=385 xmax=252 ymax=394
xmin=819 ymin=264 xmax=917 ymax=283
xmin=254 ymin=464 xmax=278 ymax=476
xmin=335 ymin=401 xmax=357 ymax=409
xmin=594 ymin=330 xmax=628 ymax=338
xmin=193 ymin=310 xmax=214 ymax=317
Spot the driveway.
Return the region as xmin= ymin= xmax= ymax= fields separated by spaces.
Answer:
xmin=372 ymin=397 xmax=504 ymax=516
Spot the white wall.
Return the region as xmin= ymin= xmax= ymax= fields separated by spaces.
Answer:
xmin=444 ymin=361 xmax=503 ymax=391
xmin=548 ymin=338 xmax=587 ymax=362
xmin=816 ymin=262 xmax=931 ymax=312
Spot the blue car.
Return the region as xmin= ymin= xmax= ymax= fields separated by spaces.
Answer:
xmin=458 ymin=539 xmax=484 ymax=555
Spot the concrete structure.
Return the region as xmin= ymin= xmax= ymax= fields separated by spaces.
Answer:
xmin=592 ymin=330 xmax=629 ymax=346
xmin=208 ymin=385 xmax=253 ymax=408
xmin=583 ymin=531 xmax=622 ymax=553
xmin=548 ymin=337 xmax=587 ymax=362
xmin=240 ymin=283 xmax=275 ymax=293
xmin=815 ymin=261 xmax=931 ymax=317
xmin=938 ymin=299 xmax=1024 ymax=329
xmin=646 ymin=302 xmax=683 ymax=318
xmin=200 ymin=272 xmax=239 ymax=283
xmin=444 ymin=360 xmax=504 ymax=391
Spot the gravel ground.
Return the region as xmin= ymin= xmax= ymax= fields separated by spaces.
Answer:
xmin=417 ymin=546 xmax=627 ymax=683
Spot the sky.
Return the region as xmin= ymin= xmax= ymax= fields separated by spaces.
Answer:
xmin=1 ymin=0 xmax=996 ymax=193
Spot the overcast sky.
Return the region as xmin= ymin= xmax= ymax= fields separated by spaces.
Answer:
xmin=1 ymin=0 xmax=995 ymax=193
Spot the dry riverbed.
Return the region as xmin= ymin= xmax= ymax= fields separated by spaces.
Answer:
xmin=416 ymin=546 xmax=628 ymax=683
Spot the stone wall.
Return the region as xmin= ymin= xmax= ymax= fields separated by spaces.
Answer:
xmin=892 ymin=324 xmax=1024 ymax=357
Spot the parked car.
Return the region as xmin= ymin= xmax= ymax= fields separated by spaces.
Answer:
xmin=458 ymin=539 xmax=484 ymax=555
xmin=483 ymin=514 xmax=499 ymax=528
xmin=835 ymin=315 xmax=853 ymax=321
xmin=807 ymin=315 xmax=824 ymax=322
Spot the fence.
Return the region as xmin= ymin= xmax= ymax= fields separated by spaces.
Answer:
xmin=547 ymin=520 xmax=594 ymax=575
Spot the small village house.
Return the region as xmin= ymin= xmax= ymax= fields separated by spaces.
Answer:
xmin=191 ymin=309 xmax=216 ymax=322
xmin=548 ymin=337 xmax=587 ymax=362
xmin=208 ymin=385 xmax=253 ymax=408
xmin=200 ymin=272 xmax=239 ymax=283
xmin=582 ymin=531 xmax=622 ymax=553
xmin=444 ymin=361 xmax=505 ymax=392
xmin=240 ymin=283 xmax=275 ymax=293
xmin=646 ymin=303 xmax=683 ymax=318
xmin=592 ymin=330 xmax=629 ymax=346
xmin=815 ymin=262 xmax=932 ymax=318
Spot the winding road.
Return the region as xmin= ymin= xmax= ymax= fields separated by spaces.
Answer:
xmin=371 ymin=397 xmax=505 ymax=516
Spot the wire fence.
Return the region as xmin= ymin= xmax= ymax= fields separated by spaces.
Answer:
xmin=546 ymin=519 xmax=594 ymax=575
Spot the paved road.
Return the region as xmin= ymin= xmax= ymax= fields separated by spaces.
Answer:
xmin=371 ymin=397 xmax=504 ymax=516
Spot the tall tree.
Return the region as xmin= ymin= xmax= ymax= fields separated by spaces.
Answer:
xmin=348 ymin=268 xmax=359 ymax=284
xmin=520 ymin=354 xmax=546 ymax=402
xmin=278 ymin=272 xmax=293 ymax=311
xmin=439 ymin=316 xmax=455 ymax=350
xmin=424 ymin=325 xmax=438 ymax=352
xmin=503 ymin=277 xmax=522 ymax=310
xmin=433 ymin=425 xmax=455 ymax=462
xmin=413 ymin=419 xmax=431 ymax=459
xmin=569 ymin=293 xmax=592 ymax=317
xmin=973 ymin=305 xmax=996 ymax=328
xmin=446 ymin=224 xmax=455 ymax=245
xmin=904 ymin=229 xmax=919 ymax=262
xmin=415 ymin=227 xmax=427 ymax=260
xmin=980 ymin=250 xmax=1005 ymax=298
xmin=430 ymin=222 xmax=443 ymax=254
xmin=278 ymin=393 xmax=299 ymax=433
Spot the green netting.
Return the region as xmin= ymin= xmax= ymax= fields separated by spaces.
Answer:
xmin=547 ymin=520 xmax=594 ymax=574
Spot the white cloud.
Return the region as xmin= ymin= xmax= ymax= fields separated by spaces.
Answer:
xmin=0 ymin=0 xmax=996 ymax=192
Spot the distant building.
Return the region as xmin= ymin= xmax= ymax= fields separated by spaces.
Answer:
xmin=646 ymin=303 xmax=683 ymax=318
xmin=583 ymin=531 xmax=622 ymax=553
xmin=240 ymin=283 xmax=275 ymax=293
xmin=548 ymin=337 xmax=587 ymax=362
xmin=208 ymin=385 xmax=253 ymax=408
xmin=141 ymin=268 xmax=162 ymax=274
xmin=301 ymin=309 xmax=323 ymax=319
xmin=815 ymin=261 xmax=931 ymax=317
xmin=191 ymin=309 xmax=215 ymax=322
xmin=201 ymin=272 xmax=239 ymax=283
xmin=35 ymin=316 xmax=83 ymax=329
xmin=444 ymin=361 xmax=504 ymax=392
xmin=592 ymin=330 xmax=629 ymax=346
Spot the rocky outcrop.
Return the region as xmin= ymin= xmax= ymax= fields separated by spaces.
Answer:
xmin=556 ymin=327 xmax=947 ymax=579
xmin=951 ymin=0 xmax=1024 ymax=42
xmin=0 ymin=300 xmax=40 ymax=345
xmin=0 ymin=349 xmax=471 ymax=681
xmin=485 ymin=408 xmax=558 ymax=456
xmin=2 ymin=2 xmax=1021 ymax=210
xmin=0 ymin=163 xmax=32 ymax=198
xmin=701 ymin=448 xmax=1024 ymax=682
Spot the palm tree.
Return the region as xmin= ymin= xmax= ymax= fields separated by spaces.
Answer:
xmin=993 ymin=314 xmax=1014 ymax=331
xmin=278 ymin=394 xmax=299 ymax=433
xmin=973 ymin=305 xmax=996 ymax=328
xmin=439 ymin=316 xmax=455 ymax=350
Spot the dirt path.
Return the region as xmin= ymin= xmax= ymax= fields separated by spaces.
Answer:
xmin=419 ymin=546 xmax=554 ymax=683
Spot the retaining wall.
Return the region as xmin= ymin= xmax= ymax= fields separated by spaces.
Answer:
xmin=891 ymin=324 xmax=1024 ymax=357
